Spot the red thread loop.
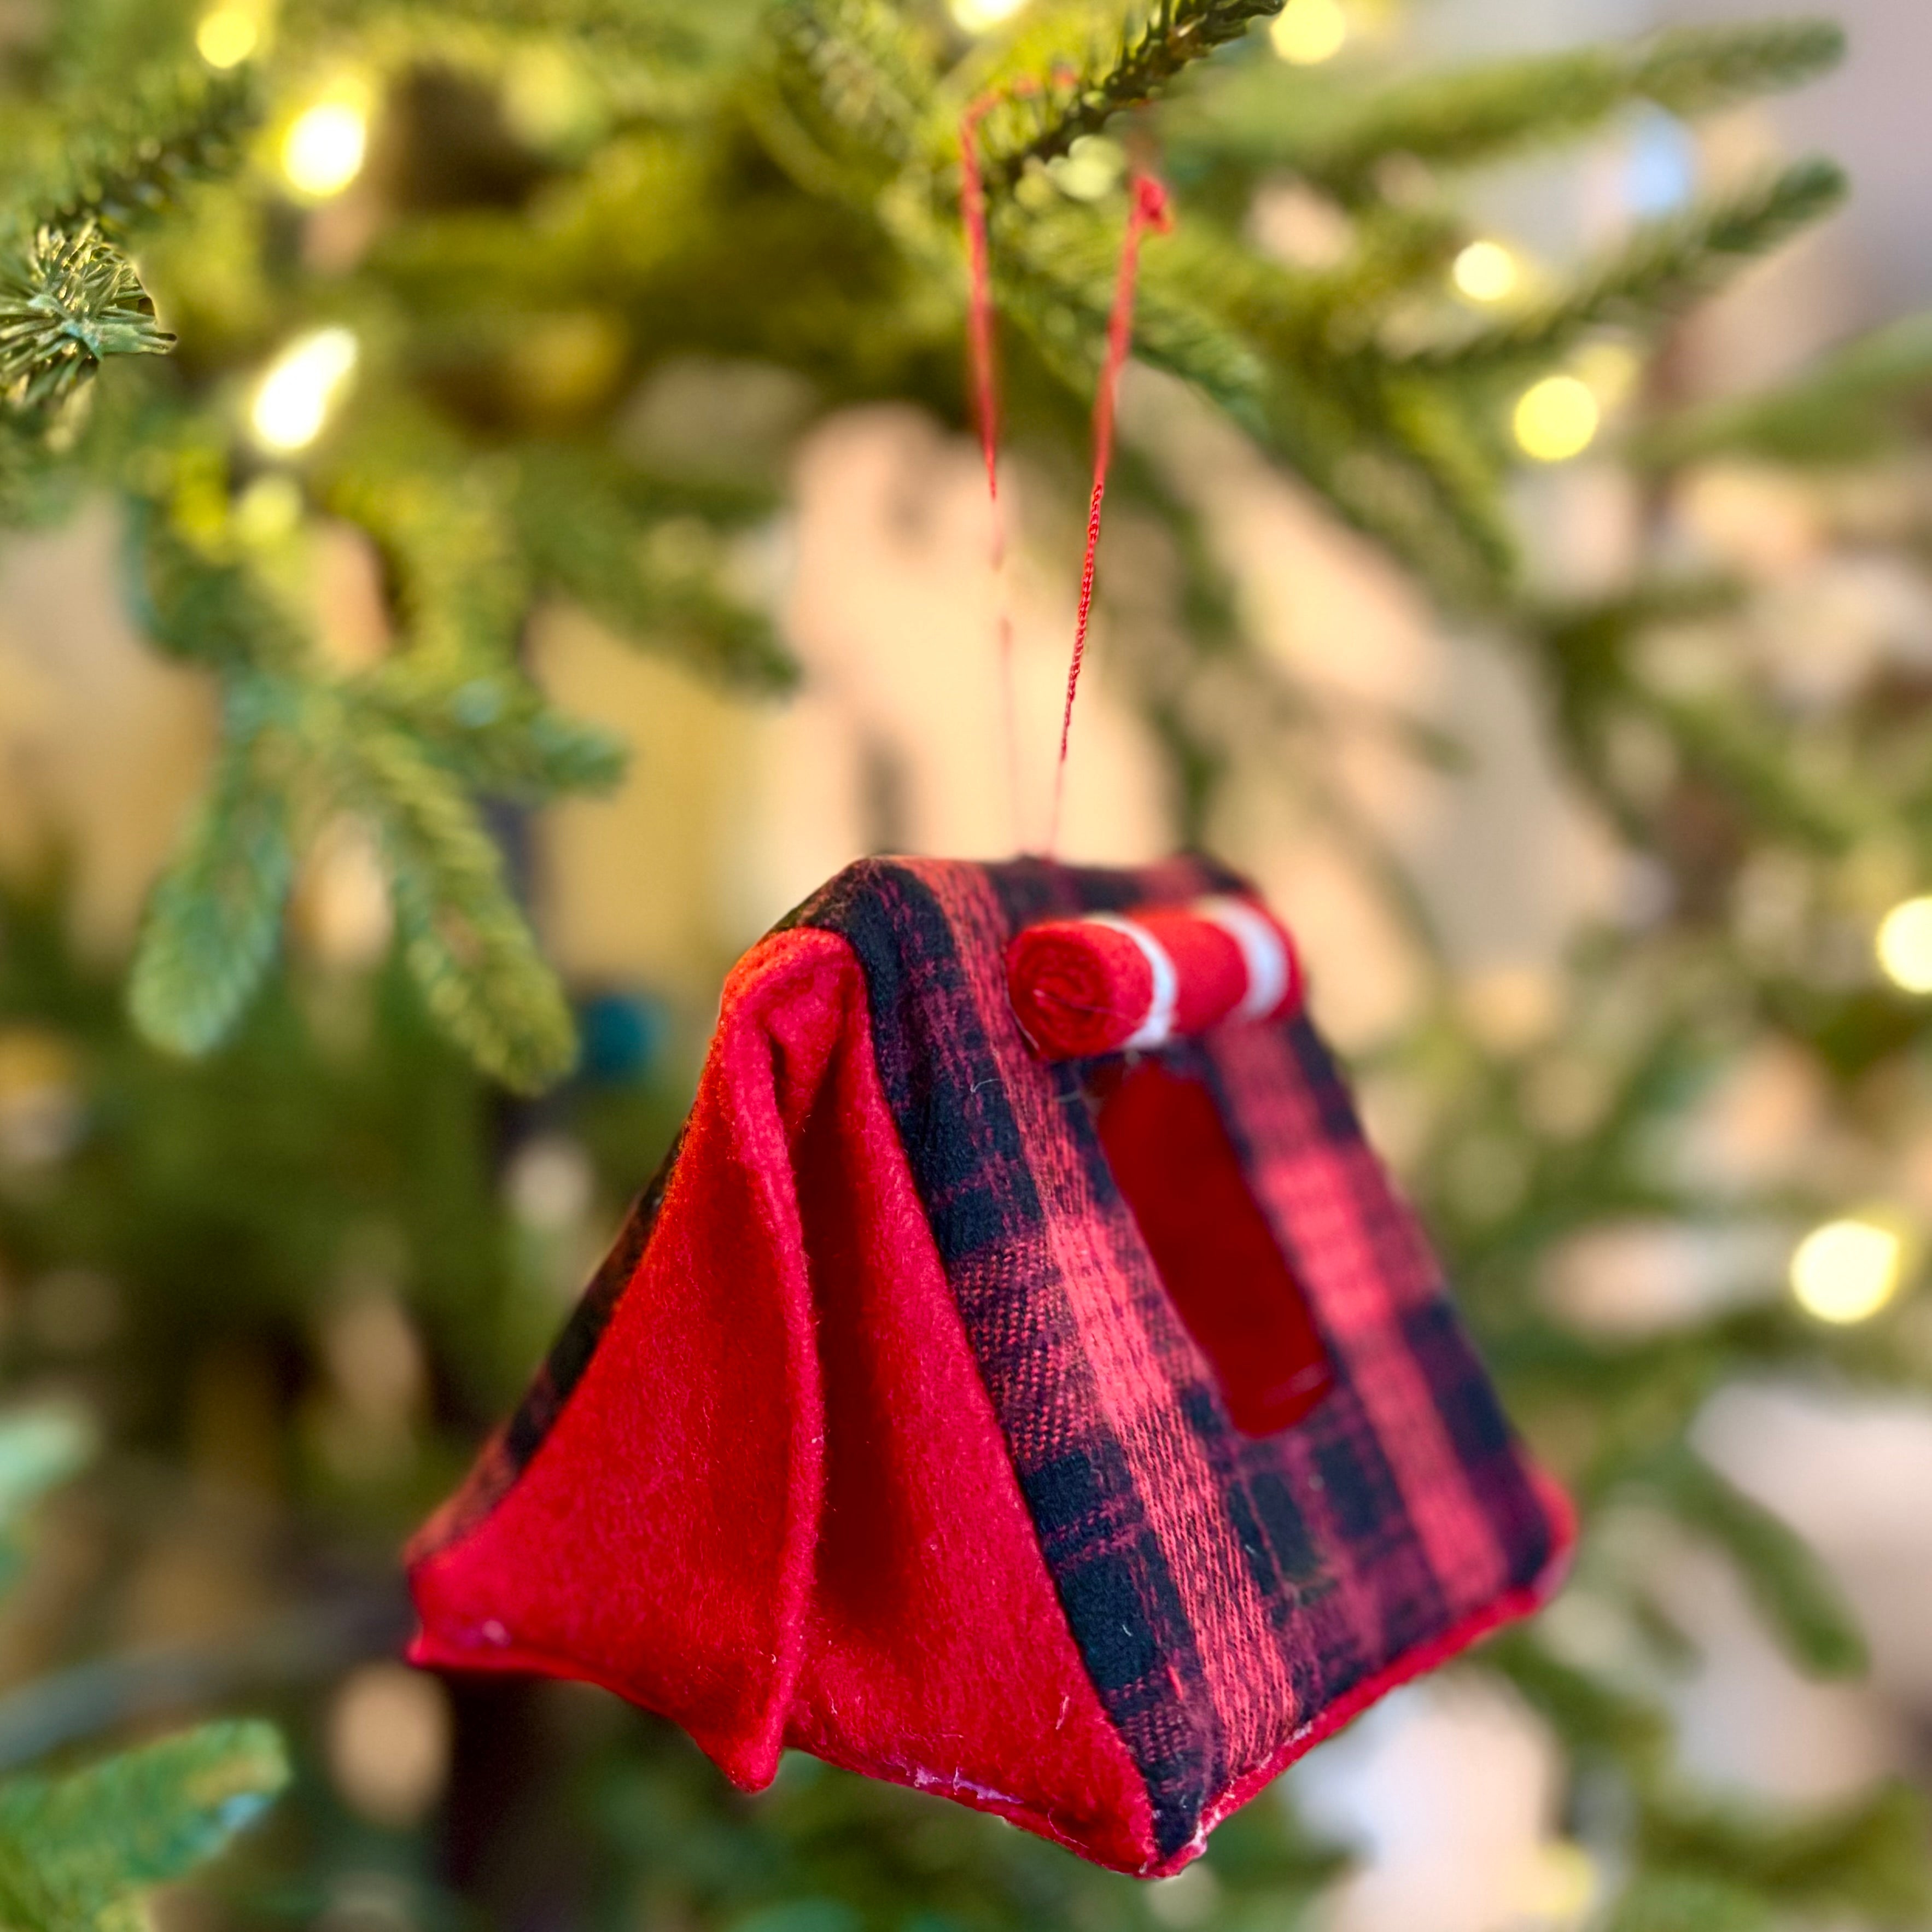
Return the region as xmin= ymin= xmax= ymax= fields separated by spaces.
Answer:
xmin=959 ymin=97 xmax=1002 ymax=532
xmin=1048 ymin=171 xmax=1171 ymax=855
xmin=960 ymin=101 xmax=1171 ymax=856
xmin=960 ymin=94 xmax=1022 ymax=845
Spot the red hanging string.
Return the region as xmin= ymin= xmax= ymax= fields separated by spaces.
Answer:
xmin=1048 ymin=171 xmax=1171 ymax=857
xmin=959 ymin=93 xmax=1022 ymax=848
xmin=960 ymin=98 xmax=1171 ymax=856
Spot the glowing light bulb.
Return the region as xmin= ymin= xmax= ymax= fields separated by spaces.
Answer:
xmin=195 ymin=4 xmax=257 ymax=67
xmin=250 ymin=328 xmax=359 ymax=453
xmin=1877 ymin=895 xmax=1932 ymax=993
xmin=1790 ymin=1218 xmax=1903 ymax=1324
xmin=282 ymin=100 xmax=370 ymax=199
xmin=949 ymin=0 xmax=1026 ymax=30
xmin=1513 ymin=375 xmax=1600 ymax=462
xmin=1271 ymin=0 xmax=1347 ymax=65
xmin=1452 ymin=240 xmax=1519 ymax=303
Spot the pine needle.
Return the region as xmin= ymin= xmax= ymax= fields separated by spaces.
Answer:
xmin=969 ymin=0 xmax=1284 ymax=183
xmin=347 ymin=725 xmax=579 ymax=1094
xmin=0 ymin=1721 xmax=289 ymax=1932
xmin=0 ymin=226 xmax=172 ymax=418
xmin=129 ymin=711 xmax=297 ymax=1059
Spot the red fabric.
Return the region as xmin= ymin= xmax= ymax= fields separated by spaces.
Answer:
xmin=408 ymin=927 xmax=1153 ymax=1866
xmin=1095 ymin=1058 xmax=1334 ymax=1436
xmin=1006 ymin=898 xmax=1301 ymax=1058
xmin=1184 ymin=1470 xmax=1580 ymax=1858
xmin=411 ymin=856 xmax=1573 ymax=1877
xmin=1006 ymin=918 xmax=1154 ymax=1056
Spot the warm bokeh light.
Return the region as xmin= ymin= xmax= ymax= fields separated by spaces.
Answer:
xmin=1513 ymin=374 xmax=1600 ymax=462
xmin=327 ymin=1663 xmax=451 ymax=1828
xmin=1575 ymin=337 xmax=1642 ymax=410
xmin=948 ymin=0 xmax=1027 ymax=31
xmin=1271 ymin=0 xmax=1347 ymax=65
xmin=282 ymin=100 xmax=370 ymax=199
xmin=195 ymin=5 xmax=258 ymax=68
xmin=1508 ymin=1840 xmax=1601 ymax=1923
xmin=250 ymin=328 xmax=359 ymax=453
xmin=1789 ymin=1218 xmax=1904 ymax=1324
xmin=1877 ymin=895 xmax=1932 ymax=994
xmin=1452 ymin=239 xmax=1520 ymax=303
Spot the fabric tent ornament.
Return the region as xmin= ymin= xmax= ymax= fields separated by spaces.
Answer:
xmin=408 ymin=854 xmax=1574 ymax=1876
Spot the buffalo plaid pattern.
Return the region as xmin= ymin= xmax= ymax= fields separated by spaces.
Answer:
xmin=419 ymin=853 xmax=1565 ymax=1864
xmin=786 ymin=855 xmax=1562 ymax=1863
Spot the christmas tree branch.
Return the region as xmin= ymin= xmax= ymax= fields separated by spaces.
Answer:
xmin=1635 ymin=310 xmax=1932 ymax=467
xmin=760 ymin=0 xmax=937 ymax=184
xmin=1635 ymin=1782 xmax=1932 ymax=1925
xmin=965 ymin=0 xmax=1283 ymax=184
xmin=3 ymin=68 xmax=256 ymax=241
xmin=1174 ymin=19 xmax=1844 ymax=202
xmin=0 ymin=226 xmax=172 ymax=420
xmin=0 ymin=1721 xmax=288 ymax=1932
xmin=323 ymin=437 xmax=530 ymax=677
xmin=356 ymin=664 xmax=630 ymax=801
xmin=129 ymin=703 xmax=298 ymax=1059
xmin=342 ymin=722 xmax=577 ymax=1094
xmin=1630 ymin=1443 xmax=1866 ymax=1679
xmin=511 ymin=443 xmax=797 ymax=690
xmin=0 ymin=71 xmax=255 ymax=428
xmin=127 ymin=510 xmax=311 ymax=673
xmin=1412 ymin=157 xmax=1847 ymax=373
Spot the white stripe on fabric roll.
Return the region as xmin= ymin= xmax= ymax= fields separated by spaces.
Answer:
xmin=1086 ymin=913 xmax=1179 ymax=1049
xmin=1196 ymin=896 xmax=1290 ymax=1022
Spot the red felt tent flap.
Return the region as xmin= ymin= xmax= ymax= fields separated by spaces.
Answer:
xmin=408 ymin=933 xmax=835 ymax=1790
xmin=408 ymin=928 xmax=1154 ymax=1866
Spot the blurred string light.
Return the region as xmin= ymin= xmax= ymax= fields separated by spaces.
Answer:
xmin=282 ymin=94 xmax=370 ymax=199
xmin=1451 ymin=239 xmax=1520 ymax=303
xmin=1789 ymin=1217 xmax=1904 ymax=1324
xmin=250 ymin=327 xmax=359 ymax=453
xmin=1574 ymin=338 xmax=1642 ymax=410
xmin=948 ymin=0 xmax=1026 ymax=32
xmin=1876 ymin=895 xmax=1932 ymax=993
xmin=1513 ymin=373 xmax=1600 ymax=462
xmin=1271 ymin=0 xmax=1347 ymax=65
xmin=195 ymin=4 xmax=258 ymax=68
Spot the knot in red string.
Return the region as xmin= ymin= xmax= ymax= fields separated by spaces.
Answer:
xmin=1133 ymin=174 xmax=1174 ymax=233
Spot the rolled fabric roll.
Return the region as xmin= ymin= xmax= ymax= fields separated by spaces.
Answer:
xmin=1006 ymin=895 xmax=1304 ymax=1059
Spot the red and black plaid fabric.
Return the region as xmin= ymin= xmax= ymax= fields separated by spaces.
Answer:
xmin=788 ymin=855 xmax=1565 ymax=1857
xmin=409 ymin=854 xmax=1571 ymax=1874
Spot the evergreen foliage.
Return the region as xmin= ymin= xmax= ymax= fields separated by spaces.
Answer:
xmin=0 ymin=0 xmax=1869 ymax=1084
xmin=2 ymin=0 xmax=1932 ymax=1927
xmin=1175 ymin=20 xmax=1843 ymax=197
xmin=0 ymin=1722 xmax=289 ymax=1932
xmin=0 ymin=1404 xmax=285 ymax=1928
xmin=0 ymin=227 xmax=177 ymax=419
